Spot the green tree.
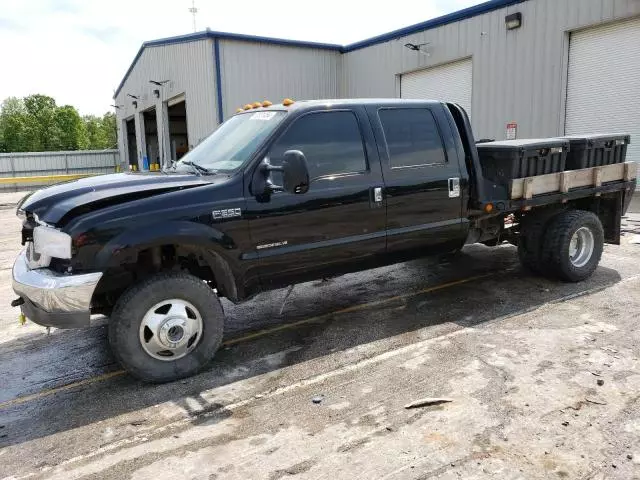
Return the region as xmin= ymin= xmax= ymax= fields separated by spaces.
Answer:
xmin=55 ymin=105 xmax=88 ymax=150
xmin=84 ymin=114 xmax=101 ymax=149
xmin=0 ymin=97 xmax=32 ymax=152
xmin=83 ymin=112 xmax=117 ymax=149
xmin=0 ymin=94 xmax=117 ymax=152
xmin=23 ymin=94 xmax=58 ymax=151
xmin=101 ymin=112 xmax=117 ymax=149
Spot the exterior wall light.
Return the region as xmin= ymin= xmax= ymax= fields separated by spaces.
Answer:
xmin=132 ymin=100 xmax=138 ymax=108
xmin=403 ymin=42 xmax=431 ymax=56
xmin=153 ymin=89 xmax=160 ymax=98
xmin=505 ymin=12 xmax=522 ymax=30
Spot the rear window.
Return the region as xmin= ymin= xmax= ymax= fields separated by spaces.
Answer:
xmin=378 ymin=108 xmax=447 ymax=168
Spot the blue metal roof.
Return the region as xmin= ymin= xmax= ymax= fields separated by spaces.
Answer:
xmin=342 ymin=0 xmax=528 ymax=51
xmin=114 ymin=30 xmax=341 ymax=98
xmin=114 ymin=0 xmax=528 ymax=98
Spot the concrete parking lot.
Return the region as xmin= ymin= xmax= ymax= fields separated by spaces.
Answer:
xmin=1 ymin=191 xmax=639 ymax=480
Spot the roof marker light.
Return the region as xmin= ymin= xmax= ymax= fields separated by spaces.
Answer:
xmin=243 ymin=104 xmax=252 ymax=110
xmin=262 ymin=100 xmax=273 ymax=107
xmin=282 ymin=98 xmax=295 ymax=106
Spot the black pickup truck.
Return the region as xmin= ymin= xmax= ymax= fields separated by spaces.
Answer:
xmin=12 ymin=99 xmax=637 ymax=382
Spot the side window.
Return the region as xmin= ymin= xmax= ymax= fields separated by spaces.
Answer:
xmin=269 ymin=111 xmax=368 ymax=180
xmin=378 ymin=108 xmax=447 ymax=168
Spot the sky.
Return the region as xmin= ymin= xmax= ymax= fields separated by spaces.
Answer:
xmin=0 ymin=0 xmax=482 ymax=116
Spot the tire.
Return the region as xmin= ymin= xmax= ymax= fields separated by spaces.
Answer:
xmin=517 ymin=213 xmax=555 ymax=274
xmin=540 ymin=210 xmax=604 ymax=282
xmin=108 ymin=272 xmax=224 ymax=383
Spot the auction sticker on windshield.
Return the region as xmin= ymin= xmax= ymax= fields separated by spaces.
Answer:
xmin=250 ymin=112 xmax=277 ymax=121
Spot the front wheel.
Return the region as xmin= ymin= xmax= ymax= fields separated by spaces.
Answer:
xmin=108 ymin=272 xmax=224 ymax=383
xmin=540 ymin=210 xmax=604 ymax=282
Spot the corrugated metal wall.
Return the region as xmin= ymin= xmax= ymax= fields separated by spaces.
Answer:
xmin=114 ymin=38 xmax=218 ymax=164
xmin=114 ymin=37 xmax=341 ymax=165
xmin=565 ymin=16 xmax=640 ymax=167
xmin=114 ymin=0 xmax=640 ymax=162
xmin=218 ymin=40 xmax=341 ymax=120
xmin=0 ymin=150 xmax=120 ymax=191
xmin=341 ymin=0 xmax=640 ymax=140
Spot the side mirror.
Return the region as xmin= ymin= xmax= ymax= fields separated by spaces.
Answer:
xmin=253 ymin=150 xmax=310 ymax=196
xmin=281 ymin=150 xmax=309 ymax=194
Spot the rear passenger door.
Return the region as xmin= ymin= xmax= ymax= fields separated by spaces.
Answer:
xmin=246 ymin=107 xmax=386 ymax=289
xmin=367 ymin=104 xmax=465 ymax=257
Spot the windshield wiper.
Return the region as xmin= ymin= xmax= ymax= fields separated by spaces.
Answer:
xmin=180 ymin=160 xmax=216 ymax=176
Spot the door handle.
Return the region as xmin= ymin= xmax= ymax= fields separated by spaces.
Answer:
xmin=448 ymin=178 xmax=460 ymax=198
xmin=374 ymin=187 xmax=383 ymax=203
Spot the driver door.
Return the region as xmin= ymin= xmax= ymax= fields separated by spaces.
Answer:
xmin=245 ymin=107 xmax=386 ymax=289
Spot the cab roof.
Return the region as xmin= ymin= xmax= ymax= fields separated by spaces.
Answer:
xmin=237 ymin=98 xmax=445 ymax=114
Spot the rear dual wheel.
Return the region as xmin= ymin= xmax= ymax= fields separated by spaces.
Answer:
xmin=517 ymin=215 xmax=549 ymax=274
xmin=540 ymin=210 xmax=603 ymax=282
xmin=518 ymin=210 xmax=603 ymax=282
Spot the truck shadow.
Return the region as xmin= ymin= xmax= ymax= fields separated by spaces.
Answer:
xmin=0 ymin=244 xmax=625 ymax=450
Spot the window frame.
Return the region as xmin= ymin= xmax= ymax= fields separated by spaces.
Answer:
xmin=377 ymin=106 xmax=449 ymax=170
xmin=267 ymin=109 xmax=370 ymax=182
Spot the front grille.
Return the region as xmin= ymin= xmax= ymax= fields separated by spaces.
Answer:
xmin=21 ymin=215 xmax=37 ymax=245
xmin=50 ymin=257 xmax=71 ymax=273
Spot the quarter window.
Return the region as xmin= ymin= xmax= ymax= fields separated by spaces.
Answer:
xmin=269 ymin=111 xmax=368 ymax=179
xmin=378 ymin=108 xmax=447 ymax=168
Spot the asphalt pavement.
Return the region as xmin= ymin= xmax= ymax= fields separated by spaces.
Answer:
xmin=1 ymin=191 xmax=639 ymax=479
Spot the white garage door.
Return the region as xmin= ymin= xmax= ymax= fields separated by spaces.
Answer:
xmin=566 ymin=17 xmax=640 ymax=169
xmin=401 ymin=58 xmax=473 ymax=117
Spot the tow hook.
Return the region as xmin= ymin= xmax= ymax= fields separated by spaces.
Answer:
xmin=11 ymin=298 xmax=26 ymax=325
xmin=11 ymin=297 xmax=24 ymax=307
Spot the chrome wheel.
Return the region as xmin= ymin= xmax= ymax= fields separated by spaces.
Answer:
xmin=139 ymin=299 xmax=203 ymax=361
xmin=569 ymin=226 xmax=595 ymax=268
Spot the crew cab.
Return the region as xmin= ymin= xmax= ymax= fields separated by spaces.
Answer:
xmin=12 ymin=99 xmax=637 ymax=382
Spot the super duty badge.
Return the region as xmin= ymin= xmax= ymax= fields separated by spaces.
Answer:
xmin=212 ymin=208 xmax=241 ymax=220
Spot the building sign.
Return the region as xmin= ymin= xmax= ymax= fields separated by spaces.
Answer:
xmin=506 ymin=122 xmax=517 ymax=140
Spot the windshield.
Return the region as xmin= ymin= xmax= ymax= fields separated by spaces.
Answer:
xmin=175 ymin=110 xmax=286 ymax=173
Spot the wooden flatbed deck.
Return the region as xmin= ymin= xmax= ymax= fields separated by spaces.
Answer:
xmin=510 ymin=161 xmax=637 ymax=200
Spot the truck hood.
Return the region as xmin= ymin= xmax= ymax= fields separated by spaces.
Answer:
xmin=18 ymin=172 xmax=214 ymax=225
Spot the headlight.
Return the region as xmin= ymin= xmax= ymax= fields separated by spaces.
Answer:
xmin=33 ymin=226 xmax=72 ymax=259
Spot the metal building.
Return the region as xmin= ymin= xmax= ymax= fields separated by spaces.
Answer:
xmin=114 ymin=0 xmax=640 ymax=170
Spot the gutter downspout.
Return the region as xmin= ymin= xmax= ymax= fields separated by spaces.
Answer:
xmin=213 ymin=37 xmax=224 ymax=124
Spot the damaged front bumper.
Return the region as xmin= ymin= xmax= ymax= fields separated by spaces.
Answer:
xmin=12 ymin=249 xmax=103 ymax=328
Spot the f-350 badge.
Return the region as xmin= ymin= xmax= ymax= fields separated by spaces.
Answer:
xmin=212 ymin=208 xmax=241 ymax=220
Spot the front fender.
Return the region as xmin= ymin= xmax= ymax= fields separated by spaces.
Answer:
xmin=94 ymin=221 xmax=240 ymax=300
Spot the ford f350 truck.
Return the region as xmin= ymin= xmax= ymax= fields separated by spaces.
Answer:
xmin=12 ymin=99 xmax=637 ymax=382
